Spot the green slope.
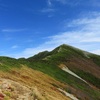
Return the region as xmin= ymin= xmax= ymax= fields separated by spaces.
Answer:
xmin=0 ymin=44 xmax=100 ymax=100
xmin=0 ymin=56 xmax=21 ymax=71
xmin=27 ymin=44 xmax=100 ymax=100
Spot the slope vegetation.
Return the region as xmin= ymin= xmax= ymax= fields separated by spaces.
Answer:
xmin=0 ymin=44 xmax=100 ymax=100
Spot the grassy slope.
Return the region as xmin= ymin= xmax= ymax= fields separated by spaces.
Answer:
xmin=0 ymin=44 xmax=100 ymax=100
xmin=0 ymin=56 xmax=21 ymax=71
xmin=25 ymin=60 xmax=100 ymax=100
xmin=74 ymin=69 xmax=100 ymax=88
xmin=27 ymin=44 xmax=100 ymax=99
xmin=89 ymin=54 xmax=100 ymax=66
xmin=37 ymin=44 xmax=100 ymax=88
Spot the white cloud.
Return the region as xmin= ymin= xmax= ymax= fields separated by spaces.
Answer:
xmin=54 ymin=0 xmax=100 ymax=7
xmin=2 ymin=29 xmax=26 ymax=32
xmin=46 ymin=0 xmax=100 ymax=7
xmin=91 ymin=49 xmax=100 ymax=55
xmin=54 ymin=0 xmax=81 ymax=6
xmin=13 ymin=46 xmax=54 ymax=58
xmin=11 ymin=12 xmax=100 ymax=58
xmin=63 ymin=13 xmax=100 ymax=43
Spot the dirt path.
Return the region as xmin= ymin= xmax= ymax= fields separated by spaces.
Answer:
xmin=58 ymin=88 xmax=79 ymax=100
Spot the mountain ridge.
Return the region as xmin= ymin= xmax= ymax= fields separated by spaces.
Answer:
xmin=0 ymin=44 xmax=100 ymax=100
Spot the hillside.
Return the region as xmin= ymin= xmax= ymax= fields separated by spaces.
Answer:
xmin=0 ymin=44 xmax=100 ymax=100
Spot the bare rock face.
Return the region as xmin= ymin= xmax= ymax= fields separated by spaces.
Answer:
xmin=0 ymin=78 xmax=34 ymax=100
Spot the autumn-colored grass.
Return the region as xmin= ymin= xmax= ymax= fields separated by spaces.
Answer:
xmin=0 ymin=65 xmax=71 ymax=100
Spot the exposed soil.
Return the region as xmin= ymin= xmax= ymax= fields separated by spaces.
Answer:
xmin=0 ymin=78 xmax=34 ymax=100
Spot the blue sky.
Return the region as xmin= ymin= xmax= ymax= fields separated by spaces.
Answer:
xmin=0 ymin=0 xmax=100 ymax=58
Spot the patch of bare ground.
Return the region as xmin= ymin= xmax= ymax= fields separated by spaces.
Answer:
xmin=0 ymin=78 xmax=34 ymax=100
xmin=64 ymin=57 xmax=100 ymax=79
xmin=0 ymin=66 xmax=71 ymax=100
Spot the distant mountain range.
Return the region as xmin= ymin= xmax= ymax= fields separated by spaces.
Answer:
xmin=0 ymin=44 xmax=100 ymax=100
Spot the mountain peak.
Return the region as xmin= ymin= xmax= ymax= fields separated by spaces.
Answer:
xmin=59 ymin=44 xmax=70 ymax=48
xmin=0 ymin=44 xmax=100 ymax=100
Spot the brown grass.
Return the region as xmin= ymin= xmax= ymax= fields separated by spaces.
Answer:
xmin=0 ymin=65 xmax=71 ymax=100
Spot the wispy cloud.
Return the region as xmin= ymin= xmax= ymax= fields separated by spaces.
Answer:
xmin=11 ymin=45 xmax=19 ymax=49
xmin=40 ymin=8 xmax=55 ymax=13
xmin=92 ymin=49 xmax=100 ymax=55
xmin=12 ymin=45 xmax=54 ymax=58
xmin=47 ymin=0 xmax=67 ymax=5
xmin=11 ymin=12 xmax=100 ymax=58
xmin=84 ymin=0 xmax=100 ymax=7
xmin=45 ymin=0 xmax=92 ymax=10
xmin=47 ymin=0 xmax=52 ymax=7
xmin=54 ymin=0 xmax=80 ymax=6
xmin=40 ymin=0 xmax=55 ymax=14
xmin=54 ymin=0 xmax=100 ymax=7
xmin=44 ymin=12 xmax=100 ymax=52
xmin=2 ymin=29 xmax=26 ymax=32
